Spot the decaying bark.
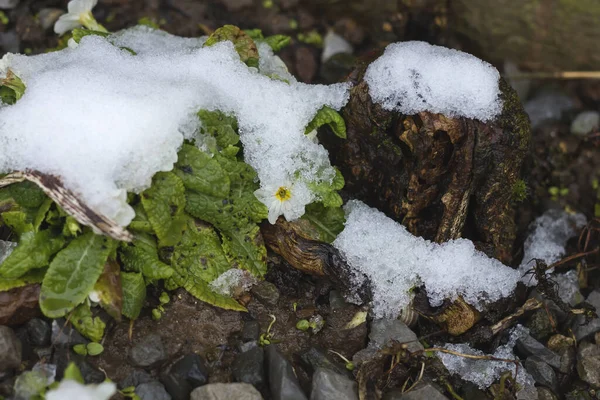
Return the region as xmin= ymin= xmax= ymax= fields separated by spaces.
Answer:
xmin=322 ymin=61 xmax=531 ymax=265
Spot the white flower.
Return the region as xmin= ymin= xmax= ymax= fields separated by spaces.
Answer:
xmin=46 ymin=380 xmax=116 ymax=400
xmin=54 ymin=0 xmax=102 ymax=35
xmin=88 ymin=290 xmax=101 ymax=303
xmin=254 ymin=181 xmax=312 ymax=224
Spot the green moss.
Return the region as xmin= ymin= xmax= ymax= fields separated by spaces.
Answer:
xmin=512 ymin=179 xmax=527 ymax=202
xmin=497 ymin=79 xmax=531 ymax=152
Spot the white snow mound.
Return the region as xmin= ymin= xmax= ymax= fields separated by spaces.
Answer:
xmin=364 ymin=41 xmax=502 ymax=121
xmin=0 ymin=29 xmax=350 ymax=226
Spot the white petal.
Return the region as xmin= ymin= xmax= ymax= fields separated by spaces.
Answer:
xmin=254 ymin=187 xmax=274 ymax=204
xmin=54 ymin=15 xmax=82 ymax=35
xmin=93 ymin=382 xmax=117 ymax=399
xmin=267 ymin=201 xmax=282 ymax=224
xmin=68 ymin=0 xmax=97 ymax=14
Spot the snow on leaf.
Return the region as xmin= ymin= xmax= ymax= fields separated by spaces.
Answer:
xmin=204 ymin=25 xmax=259 ymax=68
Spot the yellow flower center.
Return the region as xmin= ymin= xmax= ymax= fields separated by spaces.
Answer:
xmin=275 ymin=186 xmax=291 ymax=202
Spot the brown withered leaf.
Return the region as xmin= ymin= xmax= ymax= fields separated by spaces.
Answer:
xmin=94 ymin=259 xmax=123 ymax=321
xmin=0 ymin=284 xmax=41 ymax=326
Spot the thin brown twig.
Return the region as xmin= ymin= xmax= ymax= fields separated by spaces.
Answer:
xmin=506 ymin=71 xmax=600 ymax=80
xmin=402 ymin=362 xmax=425 ymax=394
xmin=546 ymin=248 xmax=599 ymax=271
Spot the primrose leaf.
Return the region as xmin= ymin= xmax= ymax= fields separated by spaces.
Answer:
xmin=39 ymin=232 xmax=111 ymax=318
xmin=70 ymin=302 xmax=106 ymax=342
xmin=119 ymin=234 xmax=174 ymax=280
xmin=244 ymin=29 xmax=264 ymax=40
xmin=263 ymin=35 xmax=292 ymax=52
xmin=0 ymin=69 xmax=26 ymax=104
xmin=140 ymin=172 xmax=187 ymax=247
xmin=0 ymin=268 xmax=46 ymax=291
xmin=0 ymin=181 xmax=47 ymax=209
xmin=174 ymin=144 xmax=230 ymax=197
xmin=301 ymin=202 xmax=346 ymax=243
xmin=305 ymin=106 xmax=347 ymax=139
xmin=63 ymin=362 xmax=84 ymax=384
xmin=93 ymin=259 xmax=123 ymax=321
xmin=204 ymin=25 xmax=259 ymax=68
xmin=128 ymin=202 xmax=153 ymax=234
xmin=121 ymin=272 xmax=146 ymax=320
xmin=170 ymin=221 xmax=246 ymax=311
xmin=71 ymin=28 xmax=110 ymax=43
xmin=0 ymin=230 xmax=65 ymax=279
xmin=306 ymin=168 xmax=345 ymax=208
xmin=221 ymin=225 xmax=267 ymax=277
xmin=197 ymin=110 xmax=240 ymax=149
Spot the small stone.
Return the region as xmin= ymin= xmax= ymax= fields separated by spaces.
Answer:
xmin=190 ymin=383 xmax=263 ymax=400
xmin=119 ymin=369 xmax=153 ymax=390
xmin=537 ymin=387 xmax=558 ymax=400
xmin=161 ymin=353 xmax=209 ymax=400
xmin=577 ymin=341 xmax=600 ymax=359
xmin=321 ymin=31 xmax=353 ymax=63
xmin=328 ymin=291 xmax=346 ymax=311
xmin=241 ymin=320 xmax=260 ymax=342
xmin=251 ymin=281 xmax=280 ymax=307
xmin=516 ymin=335 xmax=561 ymax=369
xmin=310 ymin=368 xmax=358 ymax=400
xmin=51 ymin=319 xmax=87 ymax=347
xmin=369 ymin=319 xmax=423 ymax=354
xmin=130 ymin=334 xmax=166 ymax=368
xmin=0 ymin=0 xmax=19 ymax=9
xmin=524 ymin=92 xmax=575 ymax=129
xmin=294 ymin=46 xmax=318 ymax=83
xmin=300 ymin=347 xmax=348 ymax=376
xmin=136 ymin=381 xmax=172 ymax=400
xmin=26 ymin=318 xmax=51 ymax=347
xmin=524 ymin=356 xmax=557 ymax=390
xmin=558 ymin=346 xmax=576 ymax=374
xmin=0 ymin=326 xmax=22 ymax=373
xmin=571 ymin=111 xmax=600 ymax=136
xmin=587 ymin=290 xmax=600 ymax=311
xmin=571 ymin=315 xmax=600 ymax=341
xmin=382 ymin=382 xmax=449 ymax=400
xmin=576 ymin=355 xmax=600 ymax=388
xmin=524 ymin=309 xmax=556 ymax=342
xmin=232 ymin=346 xmax=264 ymax=389
xmin=266 ymin=345 xmax=308 ymax=400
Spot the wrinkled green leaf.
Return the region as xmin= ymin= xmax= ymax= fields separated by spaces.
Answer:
xmin=0 ymin=230 xmax=65 ymax=278
xmin=301 ymin=202 xmax=345 ymax=243
xmin=197 ymin=110 xmax=240 ymax=149
xmin=174 ymin=144 xmax=230 ymax=197
xmin=71 ymin=28 xmax=110 ymax=43
xmin=73 ymin=344 xmax=87 ymax=356
xmin=120 ymin=234 xmax=174 ymax=280
xmin=0 ymin=70 xmax=26 ymax=104
xmin=1 ymin=210 xmax=33 ymax=235
xmin=263 ymin=34 xmax=291 ymax=52
xmin=0 ymin=268 xmax=46 ymax=291
xmin=140 ymin=172 xmax=187 ymax=247
xmin=305 ymin=106 xmax=347 ymax=139
xmin=63 ymin=362 xmax=84 ymax=383
xmin=121 ymin=272 xmax=146 ymax=320
xmin=204 ymin=25 xmax=259 ymax=67
xmin=170 ymin=221 xmax=246 ymax=311
xmin=39 ymin=232 xmax=111 ymax=318
xmin=128 ymin=202 xmax=154 ymax=233
xmin=307 ymin=168 xmax=344 ymax=208
xmin=0 ymin=181 xmax=47 ymax=209
xmin=71 ymin=302 xmax=106 ymax=342
xmin=221 ymin=225 xmax=267 ymax=277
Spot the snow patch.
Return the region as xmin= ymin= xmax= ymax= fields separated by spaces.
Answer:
xmin=364 ymin=41 xmax=502 ymax=121
xmin=209 ymin=269 xmax=257 ymax=297
xmin=333 ymin=200 xmax=521 ymax=318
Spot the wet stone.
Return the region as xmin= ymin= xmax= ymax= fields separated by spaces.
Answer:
xmin=300 ymin=347 xmax=348 ymax=376
xmin=516 ymin=334 xmax=561 ymax=369
xmin=251 ymin=281 xmax=280 ymax=307
xmin=241 ymin=320 xmax=260 ymax=342
xmin=571 ymin=315 xmax=600 ymax=342
xmin=571 ymin=111 xmax=600 ymax=136
xmin=136 ymin=381 xmax=172 ymax=400
xmin=191 ymin=383 xmax=263 ymax=400
xmin=232 ymin=346 xmax=264 ymax=389
xmin=266 ymin=345 xmax=308 ymax=400
xmin=26 ymin=318 xmax=51 ymax=347
xmin=524 ymin=356 xmax=557 ymax=390
xmin=310 ymin=368 xmax=358 ymax=400
xmin=537 ymin=387 xmax=558 ymax=400
xmin=119 ymin=369 xmax=153 ymax=390
xmin=576 ymin=355 xmax=600 ymax=388
xmin=161 ymin=353 xmax=209 ymax=400
xmin=52 ymin=348 xmax=104 ymax=384
xmin=369 ymin=319 xmax=423 ymax=353
xmin=558 ymin=346 xmax=576 ymax=374
xmin=0 ymin=326 xmax=22 ymax=373
xmin=130 ymin=333 xmax=166 ymax=368
xmin=382 ymin=382 xmax=449 ymax=400
xmin=524 ymin=309 xmax=556 ymax=342
xmin=238 ymin=340 xmax=259 ymax=353
xmin=577 ymin=341 xmax=600 ymax=359
xmin=51 ymin=319 xmax=87 ymax=347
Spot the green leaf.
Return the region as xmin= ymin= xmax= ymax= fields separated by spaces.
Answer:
xmin=197 ymin=110 xmax=240 ymax=149
xmin=63 ymin=362 xmax=84 ymax=383
xmin=244 ymin=29 xmax=264 ymax=40
xmin=119 ymin=234 xmax=174 ymax=280
xmin=305 ymin=106 xmax=347 ymax=139
xmin=263 ymin=34 xmax=291 ymax=52
xmin=0 ymin=268 xmax=46 ymax=291
xmin=1 ymin=211 xmax=33 ymax=235
xmin=221 ymin=225 xmax=267 ymax=277
xmin=71 ymin=28 xmax=110 ymax=43
xmin=86 ymin=342 xmax=104 ymax=356
xmin=39 ymin=232 xmax=111 ymax=318
xmin=0 ymin=230 xmax=65 ymax=278
xmin=71 ymin=302 xmax=106 ymax=342
xmin=0 ymin=70 xmax=26 ymax=104
xmin=140 ymin=172 xmax=187 ymax=247
xmin=128 ymin=203 xmax=154 ymax=233
xmin=204 ymin=25 xmax=259 ymax=67
xmin=121 ymin=272 xmax=146 ymax=320
xmin=73 ymin=344 xmax=88 ymax=356
xmin=0 ymin=181 xmax=47 ymax=209
xmin=301 ymin=202 xmax=346 ymax=243
xmin=306 ymin=168 xmax=345 ymax=208
xmin=170 ymin=221 xmax=246 ymax=311
xmin=174 ymin=144 xmax=230 ymax=197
